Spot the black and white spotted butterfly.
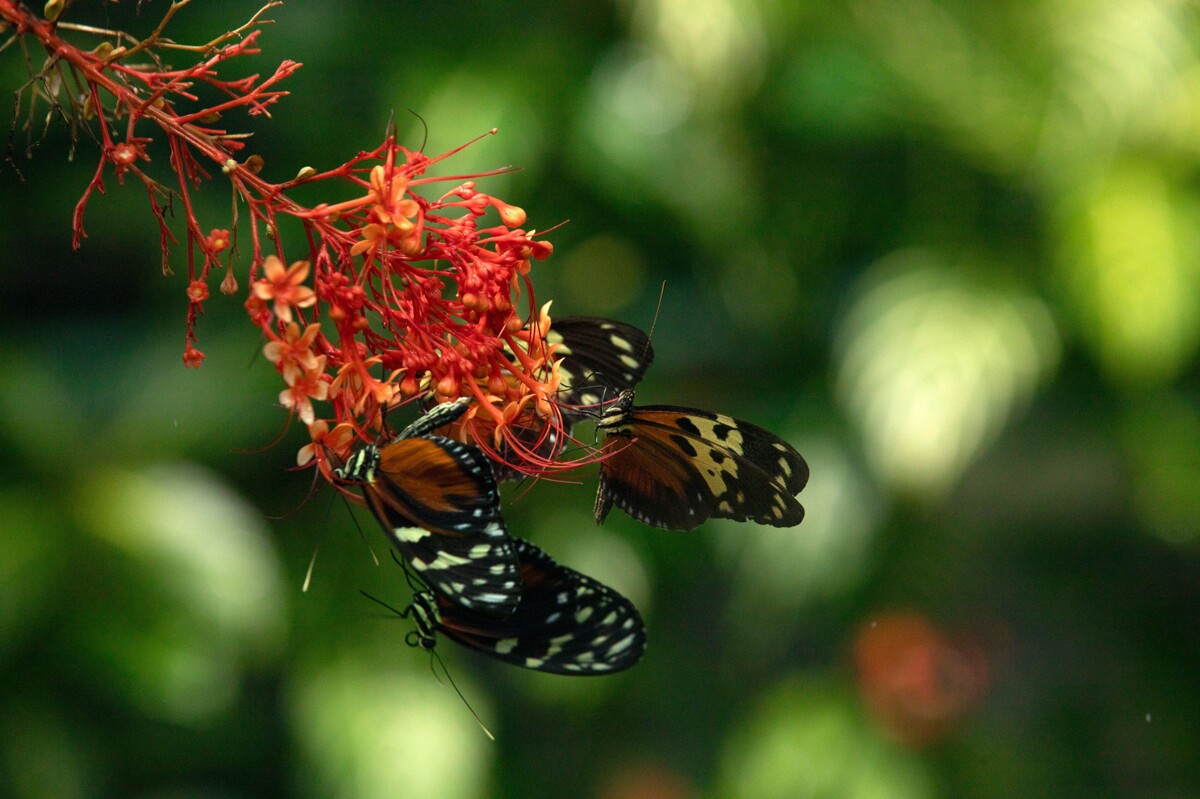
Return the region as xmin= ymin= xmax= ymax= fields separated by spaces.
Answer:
xmin=368 ymin=537 xmax=647 ymax=675
xmin=549 ymin=316 xmax=655 ymax=416
xmin=335 ymin=398 xmax=522 ymax=617
xmin=594 ymin=389 xmax=808 ymax=531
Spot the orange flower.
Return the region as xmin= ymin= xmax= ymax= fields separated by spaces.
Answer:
xmin=264 ymin=322 xmax=322 ymax=384
xmin=297 ymin=420 xmax=356 ymax=468
xmin=348 ymin=165 xmax=423 ymax=258
xmin=279 ymin=354 xmax=328 ymax=425
xmin=252 ymin=255 xmax=317 ymax=323
xmin=329 ymin=356 xmax=398 ymax=412
xmin=349 ymin=222 xmax=412 ymax=257
xmin=368 ymin=164 xmax=420 ymax=227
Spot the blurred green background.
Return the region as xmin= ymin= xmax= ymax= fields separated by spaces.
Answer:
xmin=3 ymin=0 xmax=1200 ymax=797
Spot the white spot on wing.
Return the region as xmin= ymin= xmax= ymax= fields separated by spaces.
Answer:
xmin=393 ymin=527 xmax=431 ymax=543
xmin=426 ymin=551 xmax=472 ymax=570
xmin=606 ymin=633 xmax=638 ymax=657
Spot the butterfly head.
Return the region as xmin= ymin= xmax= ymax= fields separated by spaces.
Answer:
xmin=596 ymin=389 xmax=637 ymax=433
xmin=333 ymin=444 xmax=380 ymax=483
xmin=406 ymin=592 xmax=441 ymax=651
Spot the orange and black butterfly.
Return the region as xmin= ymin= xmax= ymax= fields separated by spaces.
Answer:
xmin=369 ymin=538 xmax=646 ymax=675
xmin=335 ymin=398 xmax=521 ymax=617
xmin=594 ymin=389 xmax=808 ymax=531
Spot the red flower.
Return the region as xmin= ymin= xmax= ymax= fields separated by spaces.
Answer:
xmin=182 ymin=345 xmax=205 ymax=368
xmin=186 ymin=280 xmax=209 ymax=303
xmin=206 ymin=228 xmax=230 ymax=253
xmin=854 ymin=611 xmax=989 ymax=747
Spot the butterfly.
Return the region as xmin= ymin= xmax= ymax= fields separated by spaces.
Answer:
xmin=370 ymin=537 xmax=647 ymax=675
xmin=335 ymin=397 xmax=522 ymax=617
xmin=549 ymin=316 xmax=655 ymax=414
xmin=593 ymin=389 xmax=808 ymax=531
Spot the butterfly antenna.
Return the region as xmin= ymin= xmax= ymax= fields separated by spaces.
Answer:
xmin=429 ymin=648 xmax=495 ymax=741
xmin=302 ymin=545 xmax=320 ymax=592
xmin=341 ymin=493 xmax=381 ymax=565
xmin=509 ymin=473 xmax=540 ymax=505
xmin=408 ymin=109 xmax=430 ymax=153
xmin=359 ymin=592 xmax=492 ymax=740
xmin=576 ymin=369 xmax=618 ymax=419
xmin=646 ymin=280 xmax=666 ymax=357
xmin=235 ymin=411 xmax=293 ymax=455
xmin=388 ymin=549 xmax=430 ymax=596
xmin=359 ymin=589 xmax=412 ymax=619
xmin=245 ymin=336 xmax=263 ymax=370
xmin=424 ymin=648 xmax=447 ymax=686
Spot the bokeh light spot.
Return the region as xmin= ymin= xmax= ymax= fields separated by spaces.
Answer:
xmin=835 ymin=251 xmax=1059 ymax=497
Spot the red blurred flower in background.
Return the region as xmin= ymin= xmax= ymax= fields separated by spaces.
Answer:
xmin=853 ymin=610 xmax=990 ymax=747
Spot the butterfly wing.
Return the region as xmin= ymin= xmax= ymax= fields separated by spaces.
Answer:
xmin=394 ymin=396 xmax=472 ymax=439
xmin=359 ymin=435 xmax=521 ymax=617
xmin=595 ymin=428 xmax=704 ymax=530
xmin=636 ymin=404 xmax=810 ymax=497
xmin=432 ymin=538 xmax=647 ymax=675
xmin=551 ymin=317 xmax=654 ymax=412
xmin=597 ymin=398 xmax=807 ymax=531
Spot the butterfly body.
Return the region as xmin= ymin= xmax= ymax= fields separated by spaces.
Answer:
xmin=335 ymin=399 xmax=521 ymax=617
xmin=595 ymin=389 xmax=808 ymax=531
xmin=394 ymin=538 xmax=646 ymax=675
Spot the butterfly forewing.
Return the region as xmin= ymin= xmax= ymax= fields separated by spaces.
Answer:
xmin=634 ymin=405 xmax=810 ymax=497
xmin=596 ymin=391 xmax=808 ymax=531
xmin=429 ymin=538 xmax=647 ymax=675
xmin=551 ymin=317 xmax=654 ymax=412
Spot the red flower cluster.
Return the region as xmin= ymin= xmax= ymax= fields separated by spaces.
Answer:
xmin=245 ymin=142 xmax=569 ymax=482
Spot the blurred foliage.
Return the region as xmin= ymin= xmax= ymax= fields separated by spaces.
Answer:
xmin=3 ymin=0 xmax=1200 ymax=797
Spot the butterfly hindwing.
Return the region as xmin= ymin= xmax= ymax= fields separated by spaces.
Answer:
xmin=594 ymin=428 xmax=707 ymax=530
xmin=336 ymin=404 xmax=521 ymax=617
xmin=596 ymin=390 xmax=808 ymax=531
xmin=418 ymin=538 xmax=647 ymax=675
